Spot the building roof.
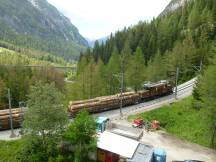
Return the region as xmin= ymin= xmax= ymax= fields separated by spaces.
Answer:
xmin=127 ymin=144 xmax=153 ymax=162
xmin=97 ymin=131 xmax=139 ymax=158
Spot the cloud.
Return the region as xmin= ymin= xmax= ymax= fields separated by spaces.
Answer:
xmin=48 ymin=0 xmax=171 ymax=39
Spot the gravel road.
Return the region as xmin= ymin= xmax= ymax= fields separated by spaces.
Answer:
xmin=140 ymin=130 xmax=216 ymax=162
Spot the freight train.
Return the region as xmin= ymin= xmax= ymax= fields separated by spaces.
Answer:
xmin=0 ymin=80 xmax=173 ymax=130
xmin=68 ymin=80 xmax=173 ymax=116
xmin=0 ymin=108 xmax=24 ymax=130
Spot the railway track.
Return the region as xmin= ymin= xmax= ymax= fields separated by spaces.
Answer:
xmin=0 ymin=78 xmax=196 ymax=139
xmin=95 ymin=77 xmax=196 ymax=119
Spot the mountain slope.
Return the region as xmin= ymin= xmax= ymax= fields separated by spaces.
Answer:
xmin=74 ymin=0 xmax=216 ymax=100
xmin=0 ymin=0 xmax=88 ymax=59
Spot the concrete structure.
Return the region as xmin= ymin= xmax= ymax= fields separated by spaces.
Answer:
xmin=107 ymin=122 xmax=143 ymax=140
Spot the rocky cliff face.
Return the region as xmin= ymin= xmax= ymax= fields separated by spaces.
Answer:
xmin=160 ymin=0 xmax=190 ymax=16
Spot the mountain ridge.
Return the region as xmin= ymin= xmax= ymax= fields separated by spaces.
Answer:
xmin=160 ymin=0 xmax=190 ymax=16
xmin=0 ymin=0 xmax=88 ymax=59
xmin=86 ymin=36 xmax=109 ymax=48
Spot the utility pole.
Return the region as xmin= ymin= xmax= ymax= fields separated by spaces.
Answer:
xmin=113 ymin=73 xmax=124 ymax=118
xmin=19 ymin=101 xmax=25 ymax=123
xmin=8 ymin=89 xmax=16 ymax=138
xmin=19 ymin=101 xmax=24 ymax=114
xmin=199 ymin=60 xmax=203 ymax=72
xmin=120 ymin=73 xmax=123 ymax=118
xmin=175 ymin=67 xmax=179 ymax=100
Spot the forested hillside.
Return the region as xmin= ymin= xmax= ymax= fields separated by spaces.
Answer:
xmin=71 ymin=0 xmax=216 ymax=100
xmin=0 ymin=46 xmax=71 ymax=109
xmin=0 ymin=65 xmax=65 ymax=109
xmin=0 ymin=0 xmax=88 ymax=59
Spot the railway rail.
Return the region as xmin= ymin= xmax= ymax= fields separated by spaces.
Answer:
xmin=0 ymin=78 xmax=195 ymax=141
xmin=95 ymin=79 xmax=195 ymax=119
xmin=0 ymin=79 xmax=196 ymax=131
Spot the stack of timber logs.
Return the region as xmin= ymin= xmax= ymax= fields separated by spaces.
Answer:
xmin=0 ymin=108 xmax=24 ymax=130
xmin=68 ymin=80 xmax=173 ymax=116
xmin=68 ymin=92 xmax=140 ymax=115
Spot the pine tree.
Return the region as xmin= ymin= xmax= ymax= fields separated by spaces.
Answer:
xmin=93 ymin=40 xmax=100 ymax=62
xmin=120 ymin=40 xmax=131 ymax=92
xmin=126 ymin=46 xmax=146 ymax=92
xmin=165 ymin=36 xmax=197 ymax=82
xmin=0 ymin=79 xmax=6 ymax=109
xmin=92 ymin=59 xmax=106 ymax=97
xmin=75 ymin=57 xmax=89 ymax=99
xmin=188 ymin=1 xmax=202 ymax=29
xmin=196 ymin=55 xmax=216 ymax=147
xmin=147 ymin=50 xmax=166 ymax=82
xmin=106 ymin=46 xmax=120 ymax=94
xmin=77 ymin=55 xmax=88 ymax=75
xmin=178 ymin=2 xmax=189 ymax=30
xmin=86 ymin=56 xmax=96 ymax=99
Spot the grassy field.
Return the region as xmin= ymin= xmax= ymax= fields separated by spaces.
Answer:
xmin=128 ymin=97 xmax=213 ymax=148
xmin=0 ymin=139 xmax=23 ymax=162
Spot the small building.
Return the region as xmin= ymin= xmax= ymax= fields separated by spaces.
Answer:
xmin=96 ymin=117 xmax=109 ymax=133
xmin=97 ymin=131 xmax=153 ymax=162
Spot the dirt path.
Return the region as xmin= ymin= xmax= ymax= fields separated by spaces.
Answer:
xmin=114 ymin=119 xmax=216 ymax=162
xmin=0 ymin=129 xmax=21 ymax=141
xmin=140 ymin=130 xmax=216 ymax=162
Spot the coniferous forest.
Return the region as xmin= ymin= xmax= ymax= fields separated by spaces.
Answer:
xmin=1 ymin=0 xmax=216 ymax=110
xmin=70 ymin=0 xmax=216 ymax=100
xmin=0 ymin=44 xmax=72 ymax=109
xmin=1 ymin=0 xmax=216 ymax=161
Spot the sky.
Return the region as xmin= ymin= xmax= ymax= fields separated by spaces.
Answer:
xmin=47 ymin=0 xmax=171 ymax=40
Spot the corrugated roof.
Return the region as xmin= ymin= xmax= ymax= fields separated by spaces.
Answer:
xmin=127 ymin=144 xmax=153 ymax=162
xmin=97 ymin=131 xmax=139 ymax=158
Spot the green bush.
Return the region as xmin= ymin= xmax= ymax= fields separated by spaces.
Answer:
xmin=0 ymin=139 xmax=23 ymax=162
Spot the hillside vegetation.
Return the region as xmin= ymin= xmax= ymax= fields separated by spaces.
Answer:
xmin=0 ymin=0 xmax=88 ymax=59
xmin=0 ymin=47 xmax=65 ymax=66
xmin=0 ymin=140 xmax=23 ymax=162
xmin=128 ymin=97 xmax=213 ymax=147
xmin=129 ymin=52 xmax=216 ymax=148
xmin=0 ymin=46 xmax=71 ymax=109
xmin=70 ymin=0 xmax=216 ymax=101
xmin=68 ymin=0 xmax=216 ymax=148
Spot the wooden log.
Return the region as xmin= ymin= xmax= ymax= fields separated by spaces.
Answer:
xmin=0 ymin=114 xmax=23 ymax=120
xmin=69 ymin=98 xmax=99 ymax=106
xmin=0 ymin=108 xmax=24 ymax=116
